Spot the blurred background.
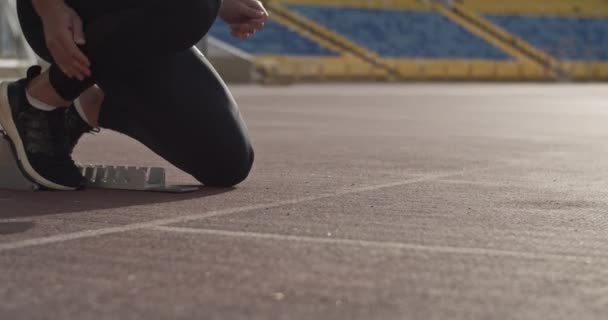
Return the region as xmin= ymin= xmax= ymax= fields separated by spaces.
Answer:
xmin=0 ymin=0 xmax=35 ymax=77
xmin=1 ymin=0 xmax=608 ymax=83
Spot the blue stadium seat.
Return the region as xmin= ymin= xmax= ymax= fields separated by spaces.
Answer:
xmin=209 ymin=19 xmax=336 ymax=55
xmin=287 ymin=4 xmax=511 ymax=59
xmin=486 ymin=15 xmax=608 ymax=60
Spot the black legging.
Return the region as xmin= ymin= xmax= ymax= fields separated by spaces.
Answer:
xmin=16 ymin=0 xmax=254 ymax=187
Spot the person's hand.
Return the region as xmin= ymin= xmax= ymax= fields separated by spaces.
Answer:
xmin=34 ymin=0 xmax=91 ymax=80
xmin=219 ymin=0 xmax=269 ymax=38
xmin=230 ymin=18 xmax=267 ymax=38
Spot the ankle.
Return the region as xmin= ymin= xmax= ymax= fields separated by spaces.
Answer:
xmin=26 ymin=72 xmax=71 ymax=108
xmin=25 ymin=91 xmax=60 ymax=111
xmin=73 ymin=98 xmax=97 ymax=127
xmin=75 ymin=87 xmax=104 ymax=128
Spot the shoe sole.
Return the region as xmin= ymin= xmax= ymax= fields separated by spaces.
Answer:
xmin=0 ymin=82 xmax=76 ymax=191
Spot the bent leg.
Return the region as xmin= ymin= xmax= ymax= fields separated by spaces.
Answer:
xmin=17 ymin=0 xmax=252 ymax=186
xmin=17 ymin=0 xmax=220 ymax=101
xmin=98 ymin=48 xmax=255 ymax=187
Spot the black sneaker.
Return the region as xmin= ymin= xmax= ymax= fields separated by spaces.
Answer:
xmin=0 ymin=66 xmax=84 ymax=190
xmin=64 ymin=104 xmax=98 ymax=154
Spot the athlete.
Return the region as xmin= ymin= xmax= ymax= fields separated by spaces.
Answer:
xmin=0 ymin=0 xmax=267 ymax=190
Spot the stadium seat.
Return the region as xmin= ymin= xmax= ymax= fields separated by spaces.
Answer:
xmin=395 ymin=60 xmax=421 ymax=78
xmin=344 ymin=59 xmax=373 ymax=78
xmin=486 ymin=15 xmax=608 ymax=61
xmin=468 ymin=61 xmax=497 ymax=78
xmin=287 ymin=4 xmax=511 ymax=59
xmin=422 ymin=62 xmax=449 ymax=79
xmin=446 ymin=61 xmax=471 ymax=78
xmin=597 ymin=63 xmax=608 ymax=78
xmin=495 ymin=62 xmax=521 ymax=79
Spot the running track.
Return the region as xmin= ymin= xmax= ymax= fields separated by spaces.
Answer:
xmin=2 ymin=84 xmax=608 ymax=319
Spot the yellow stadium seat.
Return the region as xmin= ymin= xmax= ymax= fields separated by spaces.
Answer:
xmin=570 ymin=63 xmax=591 ymax=80
xmin=518 ymin=63 xmax=543 ymax=80
xmin=396 ymin=60 xmax=421 ymax=79
xmin=468 ymin=61 xmax=496 ymax=79
xmin=559 ymin=61 xmax=592 ymax=81
xmin=495 ymin=62 xmax=520 ymax=80
xmin=345 ymin=60 xmax=373 ymax=78
xmin=304 ymin=61 xmax=324 ymax=79
xmin=446 ymin=61 xmax=470 ymax=79
xmin=595 ymin=63 xmax=608 ymax=80
xmin=277 ymin=0 xmax=432 ymax=11
xmin=587 ymin=62 xmax=608 ymax=80
xmin=422 ymin=62 xmax=449 ymax=79
xmin=274 ymin=63 xmax=295 ymax=78
xmin=456 ymin=0 xmax=608 ymax=16
xmin=319 ymin=58 xmax=346 ymax=79
xmin=601 ymin=65 xmax=608 ymax=80
xmin=375 ymin=68 xmax=391 ymax=80
xmin=588 ymin=62 xmax=602 ymax=79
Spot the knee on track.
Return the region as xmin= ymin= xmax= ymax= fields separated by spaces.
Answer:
xmin=193 ymin=147 xmax=255 ymax=188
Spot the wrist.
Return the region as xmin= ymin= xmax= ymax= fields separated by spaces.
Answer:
xmin=32 ymin=0 xmax=65 ymax=20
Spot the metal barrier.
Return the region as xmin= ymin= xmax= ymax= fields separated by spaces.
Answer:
xmin=0 ymin=0 xmax=35 ymax=75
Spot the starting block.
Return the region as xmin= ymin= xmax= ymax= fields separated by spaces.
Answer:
xmin=0 ymin=130 xmax=198 ymax=193
xmin=0 ymin=131 xmax=38 ymax=191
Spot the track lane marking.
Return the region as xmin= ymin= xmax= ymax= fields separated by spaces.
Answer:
xmin=152 ymin=225 xmax=598 ymax=263
xmin=0 ymin=167 xmax=497 ymax=252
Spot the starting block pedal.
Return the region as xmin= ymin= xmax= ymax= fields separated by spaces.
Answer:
xmin=78 ymin=164 xmax=199 ymax=193
xmin=0 ymin=130 xmax=198 ymax=193
xmin=0 ymin=131 xmax=39 ymax=191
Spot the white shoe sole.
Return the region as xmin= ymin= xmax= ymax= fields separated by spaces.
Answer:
xmin=0 ymin=82 xmax=76 ymax=191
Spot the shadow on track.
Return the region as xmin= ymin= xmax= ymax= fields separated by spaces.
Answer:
xmin=0 ymin=186 xmax=233 ymax=219
xmin=0 ymin=221 xmax=35 ymax=235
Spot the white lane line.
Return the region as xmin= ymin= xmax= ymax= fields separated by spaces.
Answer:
xmin=0 ymin=168 xmax=492 ymax=252
xmin=152 ymin=226 xmax=599 ymax=264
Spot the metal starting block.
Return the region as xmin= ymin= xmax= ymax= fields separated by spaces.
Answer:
xmin=0 ymin=131 xmax=38 ymax=191
xmin=78 ymin=164 xmax=198 ymax=193
xmin=0 ymin=130 xmax=198 ymax=193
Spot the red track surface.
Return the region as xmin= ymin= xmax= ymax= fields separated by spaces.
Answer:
xmin=2 ymin=84 xmax=608 ymax=319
